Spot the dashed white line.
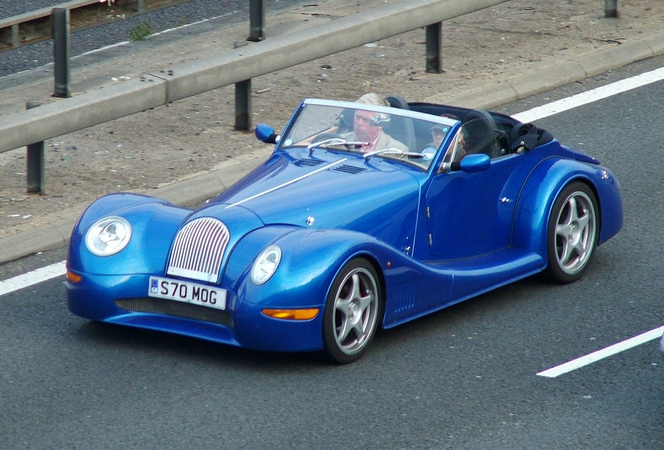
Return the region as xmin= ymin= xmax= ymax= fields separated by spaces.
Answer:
xmin=75 ymin=10 xmax=241 ymax=59
xmin=0 ymin=261 xmax=67 ymax=297
xmin=538 ymin=326 xmax=664 ymax=378
xmin=513 ymin=66 xmax=664 ymax=123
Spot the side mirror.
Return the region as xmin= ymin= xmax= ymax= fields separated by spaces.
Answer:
xmin=255 ymin=123 xmax=279 ymax=144
xmin=459 ymin=153 xmax=491 ymax=172
xmin=441 ymin=153 xmax=491 ymax=173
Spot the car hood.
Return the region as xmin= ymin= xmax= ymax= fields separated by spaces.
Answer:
xmin=210 ymin=151 xmax=421 ymax=245
xmin=163 ymin=151 xmax=421 ymax=284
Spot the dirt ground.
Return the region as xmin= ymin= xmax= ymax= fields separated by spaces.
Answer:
xmin=1 ymin=0 xmax=664 ymax=241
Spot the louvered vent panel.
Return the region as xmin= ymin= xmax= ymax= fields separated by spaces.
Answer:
xmin=295 ymin=158 xmax=325 ymax=167
xmin=333 ymin=165 xmax=366 ymax=174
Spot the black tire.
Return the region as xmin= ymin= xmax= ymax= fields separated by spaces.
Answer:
xmin=322 ymin=258 xmax=382 ymax=364
xmin=545 ymin=182 xmax=599 ymax=283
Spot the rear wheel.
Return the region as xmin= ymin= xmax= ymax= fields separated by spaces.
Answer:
xmin=323 ymin=258 xmax=382 ymax=364
xmin=545 ymin=182 xmax=598 ymax=283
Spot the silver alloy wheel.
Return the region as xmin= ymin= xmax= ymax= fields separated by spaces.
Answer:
xmin=331 ymin=266 xmax=379 ymax=356
xmin=553 ymin=190 xmax=597 ymax=275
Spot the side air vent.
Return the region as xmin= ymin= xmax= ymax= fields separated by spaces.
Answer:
xmin=333 ymin=165 xmax=366 ymax=174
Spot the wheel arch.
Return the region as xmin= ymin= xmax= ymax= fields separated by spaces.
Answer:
xmin=512 ymin=158 xmax=608 ymax=258
xmin=577 ymin=177 xmax=602 ymax=237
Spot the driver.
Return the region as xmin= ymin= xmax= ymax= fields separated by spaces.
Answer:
xmin=342 ymin=93 xmax=407 ymax=153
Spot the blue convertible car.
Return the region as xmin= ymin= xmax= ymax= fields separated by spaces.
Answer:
xmin=67 ymin=97 xmax=623 ymax=363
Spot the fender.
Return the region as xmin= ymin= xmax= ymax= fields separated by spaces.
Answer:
xmin=68 ymin=193 xmax=191 ymax=275
xmin=225 ymin=226 xmax=455 ymax=328
xmin=73 ymin=193 xmax=177 ymax=231
xmin=226 ymin=227 xmax=392 ymax=310
xmin=512 ymin=157 xmax=623 ymax=257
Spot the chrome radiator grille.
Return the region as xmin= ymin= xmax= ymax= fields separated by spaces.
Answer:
xmin=167 ymin=217 xmax=230 ymax=283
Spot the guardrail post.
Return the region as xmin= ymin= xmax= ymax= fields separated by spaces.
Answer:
xmin=605 ymin=0 xmax=618 ymax=18
xmin=235 ymin=80 xmax=252 ymax=130
xmin=248 ymin=0 xmax=265 ymax=42
xmin=11 ymin=24 xmax=20 ymax=47
xmin=52 ymin=7 xmax=71 ymax=98
xmin=26 ymin=102 xmax=45 ymax=194
xmin=138 ymin=0 xmax=146 ymax=13
xmin=425 ymin=22 xmax=442 ymax=73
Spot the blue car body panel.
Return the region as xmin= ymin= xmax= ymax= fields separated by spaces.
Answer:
xmin=66 ymin=98 xmax=623 ymax=354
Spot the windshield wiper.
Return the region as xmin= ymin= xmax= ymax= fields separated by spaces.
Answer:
xmin=363 ymin=148 xmax=425 ymax=161
xmin=307 ymin=138 xmax=368 ymax=155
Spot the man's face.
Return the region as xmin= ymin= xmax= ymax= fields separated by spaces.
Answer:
xmin=431 ymin=129 xmax=445 ymax=147
xmin=354 ymin=110 xmax=381 ymax=142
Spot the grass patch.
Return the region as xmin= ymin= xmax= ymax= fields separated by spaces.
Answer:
xmin=128 ymin=21 xmax=154 ymax=41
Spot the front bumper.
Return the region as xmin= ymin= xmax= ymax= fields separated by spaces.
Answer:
xmin=67 ymin=270 xmax=325 ymax=353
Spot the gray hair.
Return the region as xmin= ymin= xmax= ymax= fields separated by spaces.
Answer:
xmin=356 ymin=93 xmax=388 ymax=107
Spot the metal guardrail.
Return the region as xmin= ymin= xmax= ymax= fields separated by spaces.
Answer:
xmin=0 ymin=0 xmax=507 ymax=159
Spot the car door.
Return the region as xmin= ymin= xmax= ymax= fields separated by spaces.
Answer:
xmin=424 ymin=155 xmax=524 ymax=260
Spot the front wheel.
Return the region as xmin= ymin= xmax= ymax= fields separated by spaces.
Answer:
xmin=545 ymin=182 xmax=598 ymax=283
xmin=322 ymin=258 xmax=382 ymax=364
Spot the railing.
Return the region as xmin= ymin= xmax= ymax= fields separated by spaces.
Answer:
xmin=1 ymin=0 xmax=511 ymax=148
xmin=9 ymin=0 xmax=609 ymax=194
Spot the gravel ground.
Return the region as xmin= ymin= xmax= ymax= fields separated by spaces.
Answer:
xmin=1 ymin=0 xmax=664 ymax=241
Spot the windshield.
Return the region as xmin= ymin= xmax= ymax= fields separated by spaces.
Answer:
xmin=279 ymin=100 xmax=458 ymax=171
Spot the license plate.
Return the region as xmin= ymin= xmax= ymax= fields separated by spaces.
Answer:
xmin=148 ymin=276 xmax=227 ymax=310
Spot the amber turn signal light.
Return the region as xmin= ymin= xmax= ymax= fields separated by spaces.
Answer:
xmin=66 ymin=270 xmax=82 ymax=283
xmin=262 ymin=308 xmax=319 ymax=320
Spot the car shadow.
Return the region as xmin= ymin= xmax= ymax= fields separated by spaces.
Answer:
xmin=75 ymin=320 xmax=329 ymax=369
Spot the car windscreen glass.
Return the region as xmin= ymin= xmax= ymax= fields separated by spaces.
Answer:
xmin=279 ymin=103 xmax=455 ymax=172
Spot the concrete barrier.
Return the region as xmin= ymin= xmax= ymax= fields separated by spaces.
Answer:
xmin=0 ymin=74 xmax=167 ymax=153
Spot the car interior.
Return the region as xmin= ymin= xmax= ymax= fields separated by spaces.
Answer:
xmin=385 ymin=94 xmax=553 ymax=158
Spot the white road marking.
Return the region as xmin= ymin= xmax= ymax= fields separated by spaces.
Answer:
xmin=538 ymin=326 xmax=664 ymax=378
xmin=513 ymin=66 xmax=664 ymax=123
xmin=76 ymin=11 xmax=242 ymax=58
xmin=0 ymin=261 xmax=67 ymax=297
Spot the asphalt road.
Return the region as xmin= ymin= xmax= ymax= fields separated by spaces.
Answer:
xmin=2 ymin=56 xmax=664 ymax=448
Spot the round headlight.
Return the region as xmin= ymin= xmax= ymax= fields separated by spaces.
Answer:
xmin=85 ymin=216 xmax=132 ymax=256
xmin=251 ymin=245 xmax=281 ymax=285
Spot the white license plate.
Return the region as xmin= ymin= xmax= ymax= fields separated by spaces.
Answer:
xmin=148 ymin=276 xmax=227 ymax=310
